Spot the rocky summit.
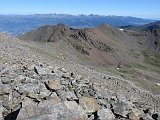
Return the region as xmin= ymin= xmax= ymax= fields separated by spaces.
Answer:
xmin=0 ymin=22 xmax=160 ymax=120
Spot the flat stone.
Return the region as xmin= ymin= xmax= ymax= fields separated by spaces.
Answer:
xmin=38 ymin=93 xmax=61 ymax=107
xmin=61 ymin=73 xmax=71 ymax=79
xmin=64 ymin=91 xmax=78 ymax=101
xmin=0 ymin=66 xmax=11 ymax=75
xmin=17 ymin=104 xmax=41 ymax=120
xmin=98 ymin=108 xmax=115 ymax=120
xmin=16 ymin=83 xmax=40 ymax=95
xmin=46 ymin=80 xmax=63 ymax=91
xmin=58 ymin=68 xmax=68 ymax=73
xmin=26 ymin=92 xmax=40 ymax=101
xmin=64 ymin=101 xmax=87 ymax=119
xmin=17 ymin=102 xmax=88 ymax=120
xmin=79 ymin=97 xmax=100 ymax=115
xmin=34 ymin=66 xmax=50 ymax=75
xmin=112 ymin=100 xmax=135 ymax=118
xmin=3 ymin=96 xmax=21 ymax=111
xmin=38 ymin=84 xmax=51 ymax=98
xmin=0 ymin=102 xmax=3 ymax=118
xmin=22 ymin=97 xmax=37 ymax=108
xmin=0 ymin=84 xmax=12 ymax=94
xmin=1 ymin=77 xmax=14 ymax=84
xmin=128 ymin=109 xmax=142 ymax=120
xmin=38 ymin=98 xmax=61 ymax=107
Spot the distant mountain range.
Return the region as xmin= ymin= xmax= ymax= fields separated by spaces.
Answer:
xmin=0 ymin=14 xmax=155 ymax=35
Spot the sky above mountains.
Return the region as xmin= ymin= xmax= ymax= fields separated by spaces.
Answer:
xmin=0 ymin=0 xmax=160 ymax=19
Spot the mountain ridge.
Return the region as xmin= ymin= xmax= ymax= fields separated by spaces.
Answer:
xmin=20 ymin=23 xmax=145 ymax=68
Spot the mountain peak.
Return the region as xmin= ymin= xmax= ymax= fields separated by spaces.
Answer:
xmin=56 ymin=23 xmax=69 ymax=29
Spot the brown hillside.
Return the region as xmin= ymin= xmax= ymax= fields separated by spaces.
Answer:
xmin=20 ymin=24 xmax=144 ymax=68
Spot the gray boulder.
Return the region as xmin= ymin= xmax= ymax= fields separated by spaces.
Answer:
xmin=17 ymin=102 xmax=88 ymax=120
xmin=0 ymin=84 xmax=12 ymax=94
xmin=111 ymin=100 xmax=135 ymax=118
xmin=1 ymin=77 xmax=14 ymax=84
xmin=45 ymin=80 xmax=63 ymax=91
xmin=34 ymin=66 xmax=50 ymax=75
xmin=79 ymin=97 xmax=100 ymax=115
xmin=98 ymin=108 xmax=115 ymax=120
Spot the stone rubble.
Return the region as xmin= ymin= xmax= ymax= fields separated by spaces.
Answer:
xmin=0 ymin=64 xmax=159 ymax=120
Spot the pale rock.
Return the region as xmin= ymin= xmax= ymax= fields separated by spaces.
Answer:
xmin=38 ymin=84 xmax=51 ymax=98
xmin=46 ymin=80 xmax=63 ymax=91
xmin=61 ymin=72 xmax=71 ymax=79
xmin=26 ymin=92 xmax=40 ymax=101
xmin=34 ymin=66 xmax=50 ymax=75
xmin=129 ymin=109 xmax=142 ymax=120
xmin=17 ymin=83 xmax=40 ymax=95
xmin=0 ymin=66 xmax=11 ymax=75
xmin=22 ymin=97 xmax=37 ymax=107
xmin=63 ymin=91 xmax=78 ymax=101
xmin=17 ymin=104 xmax=42 ymax=120
xmin=38 ymin=93 xmax=61 ymax=107
xmin=0 ymin=102 xmax=3 ymax=118
xmin=17 ymin=102 xmax=88 ymax=120
xmin=1 ymin=78 xmax=14 ymax=84
xmin=80 ymin=97 xmax=100 ymax=115
xmin=58 ymin=67 xmax=68 ymax=73
xmin=98 ymin=108 xmax=115 ymax=120
xmin=38 ymin=98 xmax=61 ymax=107
xmin=0 ymin=84 xmax=12 ymax=94
xmin=64 ymin=101 xmax=87 ymax=118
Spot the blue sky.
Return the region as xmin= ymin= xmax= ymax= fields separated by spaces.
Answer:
xmin=0 ymin=0 xmax=160 ymax=19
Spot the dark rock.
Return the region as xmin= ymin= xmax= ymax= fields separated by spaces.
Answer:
xmin=111 ymin=100 xmax=135 ymax=118
xmin=152 ymin=113 xmax=159 ymax=120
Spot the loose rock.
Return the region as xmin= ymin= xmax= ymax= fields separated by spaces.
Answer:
xmin=79 ymin=97 xmax=100 ymax=115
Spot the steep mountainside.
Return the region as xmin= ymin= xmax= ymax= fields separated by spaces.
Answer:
xmin=0 ymin=31 xmax=160 ymax=120
xmin=20 ymin=24 xmax=144 ymax=67
xmin=121 ymin=21 xmax=160 ymax=52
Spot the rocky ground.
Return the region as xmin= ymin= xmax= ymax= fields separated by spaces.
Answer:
xmin=0 ymin=32 xmax=160 ymax=120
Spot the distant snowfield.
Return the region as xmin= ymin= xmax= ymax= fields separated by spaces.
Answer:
xmin=119 ymin=28 xmax=124 ymax=31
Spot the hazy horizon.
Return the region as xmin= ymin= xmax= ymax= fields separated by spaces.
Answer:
xmin=0 ymin=13 xmax=159 ymax=21
xmin=0 ymin=0 xmax=160 ymax=20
